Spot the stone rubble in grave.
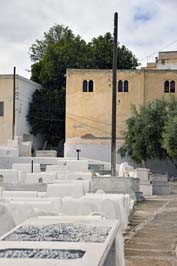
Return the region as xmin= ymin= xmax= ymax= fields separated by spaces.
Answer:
xmin=3 ymin=223 xmax=111 ymax=243
xmin=0 ymin=248 xmax=85 ymax=259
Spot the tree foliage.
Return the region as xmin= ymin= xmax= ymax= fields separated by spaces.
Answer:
xmin=29 ymin=24 xmax=138 ymax=89
xmin=27 ymin=88 xmax=65 ymax=145
xmin=119 ymin=97 xmax=177 ymax=165
xmin=28 ymin=24 xmax=138 ymax=145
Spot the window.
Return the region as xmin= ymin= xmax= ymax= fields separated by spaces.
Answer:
xmin=118 ymin=80 xmax=123 ymax=92
xmin=164 ymin=81 xmax=169 ymax=93
xmin=164 ymin=80 xmax=175 ymax=93
xmin=0 ymin=102 xmax=4 ymax=116
xmin=89 ymin=80 xmax=94 ymax=92
xmin=82 ymin=80 xmax=94 ymax=92
xmin=124 ymin=80 xmax=129 ymax=92
xmin=83 ymin=80 xmax=87 ymax=92
xmin=118 ymin=80 xmax=128 ymax=92
xmin=170 ymin=80 xmax=175 ymax=93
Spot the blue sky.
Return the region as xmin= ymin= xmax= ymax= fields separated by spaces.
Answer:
xmin=0 ymin=0 xmax=177 ymax=78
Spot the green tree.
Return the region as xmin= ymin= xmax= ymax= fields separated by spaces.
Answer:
xmin=30 ymin=25 xmax=138 ymax=89
xmin=27 ymin=88 xmax=65 ymax=145
xmin=28 ymin=24 xmax=138 ymax=146
xmin=162 ymin=97 xmax=177 ymax=160
xmin=118 ymin=99 xmax=169 ymax=164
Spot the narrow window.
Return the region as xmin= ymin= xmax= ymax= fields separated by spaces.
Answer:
xmin=0 ymin=102 xmax=4 ymax=116
xmin=118 ymin=80 xmax=123 ymax=92
xmin=170 ymin=80 xmax=175 ymax=93
xmin=164 ymin=81 xmax=169 ymax=93
xmin=89 ymin=80 xmax=94 ymax=92
xmin=124 ymin=80 xmax=129 ymax=92
xmin=83 ymin=80 xmax=88 ymax=92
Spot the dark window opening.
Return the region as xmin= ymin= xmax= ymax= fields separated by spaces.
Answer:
xmin=164 ymin=81 xmax=169 ymax=93
xmin=83 ymin=80 xmax=87 ymax=92
xmin=89 ymin=80 xmax=94 ymax=92
xmin=0 ymin=102 xmax=4 ymax=116
xmin=118 ymin=80 xmax=123 ymax=92
xmin=82 ymin=80 xmax=94 ymax=92
xmin=170 ymin=80 xmax=175 ymax=93
xmin=124 ymin=80 xmax=128 ymax=92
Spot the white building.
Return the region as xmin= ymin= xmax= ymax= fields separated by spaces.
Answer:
xmin=0 ymin=74 xmax=42 ymax=149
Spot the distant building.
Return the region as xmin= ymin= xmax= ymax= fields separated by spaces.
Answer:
xmin=65 ymin=51 xmax=177 ymax=162
xmin=145 ymin=51 xmax=177 ymax=70
xmin=0 ymin=74 xmax=42 ymax=148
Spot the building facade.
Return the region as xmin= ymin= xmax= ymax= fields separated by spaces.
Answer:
xmin=65 ymin=52 xmax=177 ymax=163
xmin=0 ymin=74 xmax=42 ymax=148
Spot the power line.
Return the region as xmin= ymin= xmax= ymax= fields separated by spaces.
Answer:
xmin=140 ymin=39 xmax=177 ymax=63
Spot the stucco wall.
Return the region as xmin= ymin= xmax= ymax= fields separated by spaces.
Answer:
xmin=66 ymin=69 xmax=145 ymax=139
xmin=0 ymin=75 xmax=42 ymax=148
xmin=0 ymin=76 xmax=13 ymax=144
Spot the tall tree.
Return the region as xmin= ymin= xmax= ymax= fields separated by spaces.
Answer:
xmin=29 ymin=24 xmax=138 ymax=89
xmin=27 ymin=88 xmax=65 ymax=145
xmin=28 ymin=24 xmax=138 ymax=146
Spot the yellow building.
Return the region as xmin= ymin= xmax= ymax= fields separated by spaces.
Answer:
xmin=65 ymin=52 xmax=177 ymax=162
xmin=0 ymin=74 xmax=42 ymax=148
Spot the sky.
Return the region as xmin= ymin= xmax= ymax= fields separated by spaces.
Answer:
xmin=0 ymin=0 xmax=177 ymax=78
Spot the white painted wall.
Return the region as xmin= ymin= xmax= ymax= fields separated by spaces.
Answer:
xmin=64 ymin=140 xmax=128 ymax=164
xmin=15 ymin=76 xmax=43 ymax=149
xmin=156 ymin=62 xmax=177 ymax=70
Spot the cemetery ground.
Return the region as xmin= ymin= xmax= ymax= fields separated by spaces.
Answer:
xmin=125 ymin=181 xmax=177 ymax=266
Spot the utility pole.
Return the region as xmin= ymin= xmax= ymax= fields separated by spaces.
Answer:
xmin=12 ymin=66 xmax=16 ymax=140
xmin=111 ymin=12 xmax=118 ymax=176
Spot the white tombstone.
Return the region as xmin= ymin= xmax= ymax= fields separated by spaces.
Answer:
xmin=35 ymin=150 xmax=57 ymax=157
xmin=20 ymin=141 xmax=32 ymax=157
xmin=12 ymin=163 xmax=41 ymax=173
xmin=0 ymin=169 xmax=19 ymax=184
xmin=140 ymin=183 xmax=153 ymax=196
xmin=130 ymin=168 xmax=150 ymax=181
xmin=0 ymin=203 xmax=16 ymax=236
xmin=0 ymin=146 xmax=19 ymax=157
xmin=47 ymin=183 xmax=85 ymax=198
xmin=2 ymin=191 xmax=38 ymax=198
xmin=46 ymin=160 xmax=89 ymax=172
xmin=7 ymin=202 xmax=36 ymax=225
xmin=56 ymin=180 xmax=91 ymax=193
xmin=12 ymin=163 xmax=41 ymax=183
xmin=25 ymin=172 xmax=57 ymax=184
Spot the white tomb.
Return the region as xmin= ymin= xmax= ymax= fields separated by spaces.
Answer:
xmin=47 ymin=183 xmax=85 ymax=198
xmin=46 ymin=160 xmax=89 ymax=172
xmin=25 ymin=172 xmax=57 ymax=184
xmin=0 ymin=169 xmax=19 ymax=184
xmin=2 ymin=191 xmax=38 ymax=198
xmin=0 ymin=216 xmax=123 ymax=266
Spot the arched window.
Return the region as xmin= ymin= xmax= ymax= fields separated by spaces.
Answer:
xmin=170 ymin=80 xmax=175 ymax=93
xmin=83 ymin=80 xmax=88 ymax=92
xmin=124 ymin=80 xmax=128 ymax=92
xmin=118 ymin=80 xmax=123 ymax=92
xmin=164 ymin=81 xmax=169 ymax=93
xmin=89 ymin=80 xmax=94 ymax=92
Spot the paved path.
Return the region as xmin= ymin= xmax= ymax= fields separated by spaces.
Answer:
xmin=125 ymin=195 xmax=177 ymax=266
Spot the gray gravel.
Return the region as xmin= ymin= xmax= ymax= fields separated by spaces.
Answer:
xmin=3 ymin=223 xmax=111 ymax=243
xmin=0 ymin=248 xmax=85 ymax=259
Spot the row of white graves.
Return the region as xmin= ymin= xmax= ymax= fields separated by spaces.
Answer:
xmin=0 ymin=159 xmax=134 ymax=266
xmin=0 ymin=137 xmax=32 ymax=157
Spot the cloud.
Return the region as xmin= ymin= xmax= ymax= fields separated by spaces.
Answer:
xmin=0 ymin=0 xmax=177 ymax=77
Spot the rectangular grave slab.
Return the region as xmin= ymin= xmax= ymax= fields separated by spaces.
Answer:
xmin=0 ymin=216 xmax=121 ymax=266
xmin=47 ymin=183 xmax=85 ymax=198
